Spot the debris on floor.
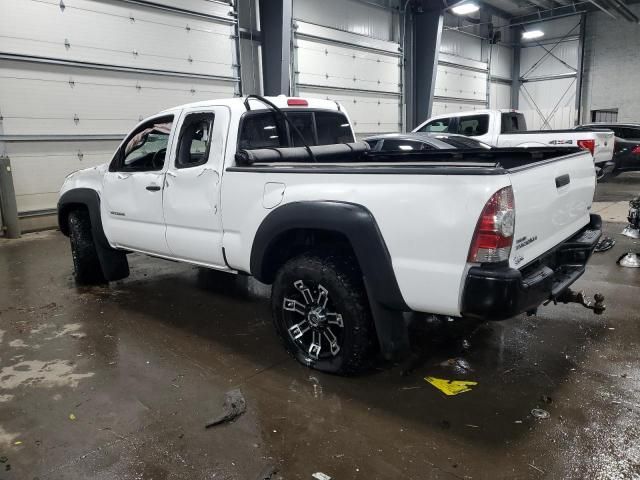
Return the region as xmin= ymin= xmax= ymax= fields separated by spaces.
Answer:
xmin=256 ymin=465 xmax=279 ymax=480
xmin=205 ymin=388 xmax=247 ymax=428
xmin=424 ymin=377 xmax=478 ymax=396
xmin=594 ymin=236 xmax=615 ymax=252
xmin=531 ymin=408 xmax=550 ymax=419
xmin=312 ymin=472 xmax=332 ymax=480
xmin=438 ymin=357 xmax=474 ymax=374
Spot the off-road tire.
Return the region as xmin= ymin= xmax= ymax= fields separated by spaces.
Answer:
xmin=271 ymin=252 xmax=376 ymax=375
xmin=68 ymin=209 xmax=106 ymax=285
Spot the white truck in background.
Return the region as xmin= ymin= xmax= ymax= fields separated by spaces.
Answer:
xmin=414 ymin=109 xmax=615 ymax=177
xmin=58 ymin=96 xmax=605 ymax=375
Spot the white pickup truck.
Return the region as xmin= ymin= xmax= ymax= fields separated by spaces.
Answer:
xmin=414 ymin=109 xmax=615 ymax=176
xmin=58 ymin=96 xmax=604 ymax=375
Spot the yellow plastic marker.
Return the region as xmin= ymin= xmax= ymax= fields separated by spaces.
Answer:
xmin=69 ymin=413 xmax=76 ymax=421
xmin=424 ymin=376 xmax=478 ymax=396
xmin=14 ymin=440 xmax=22 ymax=445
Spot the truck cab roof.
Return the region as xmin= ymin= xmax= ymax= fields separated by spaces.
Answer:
xmin=159 ymin=96 xmax=342 ymax=115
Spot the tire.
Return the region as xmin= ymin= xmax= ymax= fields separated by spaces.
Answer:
xmin=271 ymin=252 xmax=376 ymax=375
xmin=68 ymin=209 xmax=106 ymax=285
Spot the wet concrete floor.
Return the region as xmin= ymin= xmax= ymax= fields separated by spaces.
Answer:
xmin=1 ymin=209 xmax=640 ymax=479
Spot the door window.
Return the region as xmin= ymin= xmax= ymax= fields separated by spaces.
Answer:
xmin=457 ymin=115 xmax=489 ymax=136
xmin=417 ymin=118 xmax=451 ymax=133
xmin=176 ymin=113 xmax=215 ymax=168
xmin=112 ymin=116 xmax=174 ymax=172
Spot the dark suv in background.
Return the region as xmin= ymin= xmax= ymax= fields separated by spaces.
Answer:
xmin=576 ymin=123 xmax=640 ymax=179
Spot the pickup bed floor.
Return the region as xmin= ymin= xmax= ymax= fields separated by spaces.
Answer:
xmin=0 ymin=225 xmax=638 ymax=480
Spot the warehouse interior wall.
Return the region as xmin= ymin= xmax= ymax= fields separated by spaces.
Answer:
xmin=581 ymin=3 xmax=640 ymax=123
xmin=517 ymin=15 xmax=582 ymax=130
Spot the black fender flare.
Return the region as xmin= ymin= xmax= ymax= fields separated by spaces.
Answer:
xmin=250 ymin=201 xmax=409 ymax=311
xmin=57 ymin=188 xmax=110 ymax=250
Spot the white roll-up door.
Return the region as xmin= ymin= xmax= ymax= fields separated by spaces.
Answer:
xmin=0 ymin=0 xmax=240 ymax=220
xmin=433 ymin=30 xmax=488 ymax=117
xmin=291 ymin=0 xmax=401 ymax=138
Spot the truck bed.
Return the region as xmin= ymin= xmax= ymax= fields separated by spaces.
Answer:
xmin=234 ymin=143 xmax=585 ymax=174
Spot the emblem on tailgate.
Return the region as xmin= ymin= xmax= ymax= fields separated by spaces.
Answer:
xmin=548 ymin=139 xmax=573 ymax=145
xmin=515 ymin=235 xmax=537 ymax=250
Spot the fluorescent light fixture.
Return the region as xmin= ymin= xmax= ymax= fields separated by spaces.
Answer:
xmin=522 ymin=30 xmax=544 ymax=40
xmin=451 ymin=3 xmax=479 ymax=15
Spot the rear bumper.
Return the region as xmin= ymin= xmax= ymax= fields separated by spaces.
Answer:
xmin=461 ymin=214 xmax=602 ymax=321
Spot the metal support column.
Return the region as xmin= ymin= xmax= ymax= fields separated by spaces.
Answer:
xmin=258 ymin=0 xmax=292 ymax=96
xmin=575 ymin=13 xmax=586 ymax=125
xmin=406 ymin=9 xmax=443 ymax=130
xmin=511 ymin=43 xmax=521 ymax=109
xmin=0 ymin=156 xmax=20 ymax=238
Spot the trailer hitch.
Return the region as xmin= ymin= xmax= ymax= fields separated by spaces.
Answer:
xmin=552 ymin=289 xmax=606 ymax=315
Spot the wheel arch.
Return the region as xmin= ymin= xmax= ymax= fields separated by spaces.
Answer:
xmin=57 ymin=188 xmax=110 ymax=249
xmin=250 ymin=201 xmax=408 ymax=311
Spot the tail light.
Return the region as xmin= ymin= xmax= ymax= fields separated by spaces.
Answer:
xmin=632 ymin=146 xmax=640 ymax=155
xmin=287 ymin=98 xmax=308 ymax=106
xmin=468 ymin=186 xmax=515 ymax=263
xmin=577 ymin=139 xmax=595 ymax=156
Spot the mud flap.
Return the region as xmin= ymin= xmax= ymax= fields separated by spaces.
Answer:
xmin=364 ymin=276 xmax=410 ymax=361
xmin=95 ymin=244 xmax=129 ymax=282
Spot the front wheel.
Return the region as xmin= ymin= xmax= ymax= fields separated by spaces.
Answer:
xmin=68 ymin=209 xmax=106 ymax=285
xmin=271 ymin=252 xmax=376 ymax=375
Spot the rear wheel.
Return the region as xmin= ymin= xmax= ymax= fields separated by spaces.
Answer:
xmin=68 ymin=209 xmax=106 ymax=285
xmin=271 ymin=252 xmax=376 ymax=375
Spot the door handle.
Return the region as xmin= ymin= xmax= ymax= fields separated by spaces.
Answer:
xmin=555 ymin=174 xmax=570 ymax=188
xmin=146 ymin=185 xmax=161 ymax=192
xmin=117 ymin=173 xmax=131 ymax=179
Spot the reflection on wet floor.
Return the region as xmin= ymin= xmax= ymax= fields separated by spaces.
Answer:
xmin=0 ymin=224 xmax=639 ymax=479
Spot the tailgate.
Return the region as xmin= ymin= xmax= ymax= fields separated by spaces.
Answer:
xmin=507 ymin=150 xmax=596 ymax=268
xmin=591 ymin=130 xmax=615 ymax=164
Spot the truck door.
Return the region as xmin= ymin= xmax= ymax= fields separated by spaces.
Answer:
xmin=101 ymin=114 xmax=175 ymax=255
xmin=162 ymin=106 xmax=229 ymax=267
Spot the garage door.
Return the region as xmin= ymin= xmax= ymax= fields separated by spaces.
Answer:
xmin=0 ymin=0 xmax=240 ymax=221
xmin=432 ymin=30 xmax=488 ymax=117
xmin=292 ymin=16 xmax=402 ymax=138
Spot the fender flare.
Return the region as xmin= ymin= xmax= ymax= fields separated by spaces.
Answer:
xmin=250 ymin=201 xmax=409 ymax=311
xmin=57 ymin=188 xmax=110 ymax=249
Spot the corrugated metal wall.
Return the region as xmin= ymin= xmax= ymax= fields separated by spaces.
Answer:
xmin=0 ymin=0 xmax=241 ymax=227
xmin=292 ymin=0 xmax=402 ymax=137
xmin=581 ymin=4 xmax=640 ymax=123
xmin=518 ymin=16 xmax=581 ymax=130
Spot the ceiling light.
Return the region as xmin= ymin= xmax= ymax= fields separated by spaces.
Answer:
xmin=452 ymin=3 xmax=479 ymax=15
xmin=522 ymin=30 xmax=544 ymax=40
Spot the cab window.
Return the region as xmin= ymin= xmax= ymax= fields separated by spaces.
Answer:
xmin=112 ymin=115 xmax=174 ymax=172
xmin=457 ymin=115 xmax=489 ymax=136
xmin=176 ymin=113 xmax=215 ymax=168
xmin=417 ymin=118 xmax=451 ymax=133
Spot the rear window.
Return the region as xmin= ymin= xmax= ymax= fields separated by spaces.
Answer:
xmin=238 ymin=110 xmax=354 ymax=150
xmin=238 ymin=112 xmax=287 ymax=150
xmin=457 ymin=115 xmax=489 ymax=136
xmin=501 ymin=113 xmax=527 ymax=133
xmin=379 ymin=139 xmax=434 ymax=152
xmin=416 ymin=118 xmax=452 ymax=133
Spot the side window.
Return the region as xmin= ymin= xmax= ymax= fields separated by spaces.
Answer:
xmin=315 ymin=112 xmax=355 ymax=145
xmin=457 ymin=115 xmax=489 ymax=137
xmin=114 ymin=116 xmax=174 ymax=172
xmin=379 ymin=139 xmax=432 ymax=152
xmin=176 ymin=113 xmax=215 ymax=168
xmin=417 ymin=118 xmax=451 ymax=133
xmin=238 ymin=112 xmax=287 ymax=150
